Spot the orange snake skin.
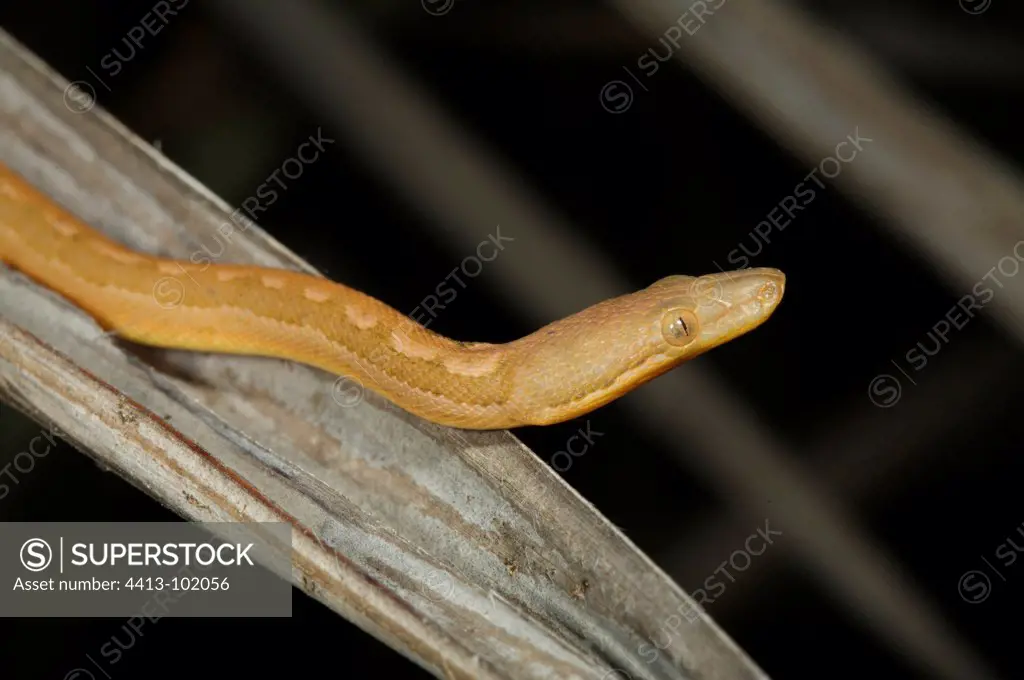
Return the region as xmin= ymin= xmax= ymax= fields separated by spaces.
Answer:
xmin=0 ymin=162 xmax=785 ymax=429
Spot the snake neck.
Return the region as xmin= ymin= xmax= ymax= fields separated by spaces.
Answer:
xmin=503 ymin=293 xmax=669 ymax=426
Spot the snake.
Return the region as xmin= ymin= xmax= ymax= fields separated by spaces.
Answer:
xmin=0 ymin=162 xmax=785 ymax=429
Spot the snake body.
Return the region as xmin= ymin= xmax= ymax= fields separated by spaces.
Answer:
xmin=0 ymin=163 xmax=785 ymax=429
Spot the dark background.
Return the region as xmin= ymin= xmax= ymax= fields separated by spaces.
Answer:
xmin=1 ymin=1 xmax=1023 ymax=678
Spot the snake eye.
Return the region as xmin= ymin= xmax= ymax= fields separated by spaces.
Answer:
xmin=661 ymin=308 xmax=700 ymax=347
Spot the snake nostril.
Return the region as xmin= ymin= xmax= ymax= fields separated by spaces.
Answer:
xmin=757 ymin=281 xmax=781 ymax=307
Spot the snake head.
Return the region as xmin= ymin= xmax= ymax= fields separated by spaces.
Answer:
xmin=648 ymin=267 xmax=786 ymax=359
xmin=507 ymin=267 xmax=785 ymax=426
